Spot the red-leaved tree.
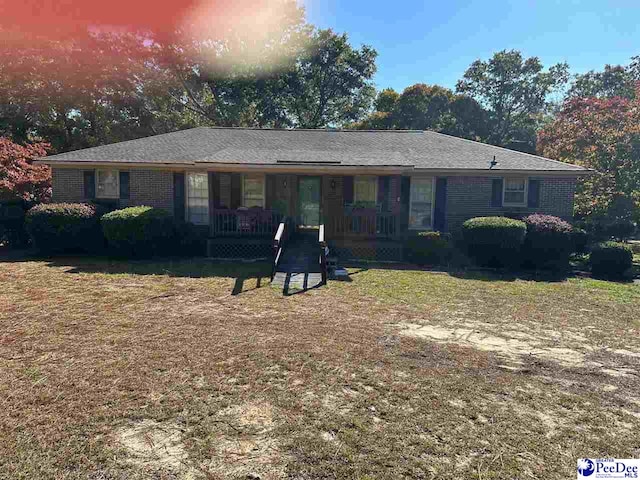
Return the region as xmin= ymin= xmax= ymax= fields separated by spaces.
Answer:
xmin=0 ymin=138 xmax=51 ymax=203
xmin=537 ymin=88 xmax=640 ymax=220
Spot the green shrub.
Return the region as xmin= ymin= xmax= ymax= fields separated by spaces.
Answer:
xmin=405 ymin=231 xmax=452 ymax=265
xmin=101 ymin=206 xmax=176 ymax=257
xmin=0 ymin=200 xmax=32 ymax=247
xmin=590 ymin=242 xmax=633 ymax=279
xmin=461 ymin=216 xmax=527 ymax=268
xmin=25 ymin=203 xmax=104 ymax=253
xmin=522 ymin=214 xmax=573 ymax=271
xmin=605 ymin=219 xmax=636 ymax=241
xmin=571 ymin=227 xmax=590 ymax=254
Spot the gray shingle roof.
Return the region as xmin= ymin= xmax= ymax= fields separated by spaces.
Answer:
xmin=43 ymin=127 xmax=587 ymax=172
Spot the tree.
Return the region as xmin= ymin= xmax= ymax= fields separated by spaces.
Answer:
xmin=282 ymin=29 xmax=377 ymax=127
xmin=374 ymin=88 xmax=400 ymax=112
xmin=567 ymin=57 xmax=640 ymax=100
xmin=457 ymin=50 xmax=569 ymax=152
xmin=392 ymin=84 xmax=453 ymax=130
xmin=0 ymin=138 xmax=51 ymax=202
xmin=352 ymin=83 xmax=489 ymax=141
xmin=537 ymin=89 xmax=640 ymax=220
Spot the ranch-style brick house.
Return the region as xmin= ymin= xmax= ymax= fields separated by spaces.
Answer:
xmin=42 ymin=127 xmax=588 ymax=262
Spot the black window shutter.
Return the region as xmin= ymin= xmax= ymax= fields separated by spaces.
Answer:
xmin=173 ymin=172 xmax=185 ymax=222
xmin=119 ymin=171 xmax=130 ymax=200
xmin=434 ymin=177 xmax=448 ymax=231
xmin=377 ymin=176 xmax=390 ymax=210
xmin=399 ymin=176 xmax=411 ymax=232
xmin=343 ymin=176 xmax=354 ymax=204
xmin=83 ymin=170 xmax=96 ymax=200
xmin=209 ymin=172 xmax=219 ymax=209
xmin=527 ymin=179 xmax=541 ymax=208
xmin=265 ymin=174 xmax=276 ymax=210
xmin=491 ymin=178 xmax=503 ymax=207
xmin=230 ymin=173 xmax=242 ymax=208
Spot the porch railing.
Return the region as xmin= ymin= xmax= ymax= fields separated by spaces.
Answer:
xmin=210 ymin=208 xmax=283 ymax=237
xmin=271 ymin=217 xmax=290 ymax=280
xmin=326 ymin=210 xmax=398 ymax=238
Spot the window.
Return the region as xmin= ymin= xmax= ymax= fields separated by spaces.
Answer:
xmin=503 ymin=177 xmax=527 ymax=206
xmin=186 ymin=173 xmax=209 ymax=225
xmin=409 ymin=177 xmax=434 ymax=230
xmin=96 ymin=169 xmax=119 ymax=198
xmin=354 ymin=176 xmax=377 ymax=207
xmin=242 ymin=174 xmax=265 ymax=208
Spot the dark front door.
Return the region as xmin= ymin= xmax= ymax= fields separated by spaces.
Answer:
xmin=298 ymin=176 xmax=321 ymax=227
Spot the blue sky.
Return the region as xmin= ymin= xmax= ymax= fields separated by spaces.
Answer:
xmin=303 ymin=0 xmax=640 ymax=93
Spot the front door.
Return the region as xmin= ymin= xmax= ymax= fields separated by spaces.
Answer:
xmin=298 ymin=176 xmax=321 ymax=227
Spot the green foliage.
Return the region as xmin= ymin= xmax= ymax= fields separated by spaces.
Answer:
xmin=457 ymin=50 xmax=569 ymax=151
xmin=590 ymin=241 xmax=633 ymax=279
xmin=567 ymin=57 xmax=640 ymax=99
xmin=570 ymin=227 xmax=590 ymax=254
xmin=405 ymin=231 xmax=452 ymax=265
xmin=461 ymin=216 xmax=527 ymax=268
xmin=0 ymin=199 xmax=31 ymax=247
xmin=353 ymin=83 xmax=489 ymax=141
xmin=521 ymin=214 xmax=573 ymax=271
xmin=283 ymin=29 xmax=377 ymax=127
xmin=25 ymin=203 xmax=104 ymax=253
xmin=101 ymin=206 xmax=176 ymax=257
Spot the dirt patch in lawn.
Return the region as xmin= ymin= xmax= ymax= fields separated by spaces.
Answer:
xmin=116 ymin=402 xmax=286 ymax=479
xmin=206 ymin=401 xmax=287 ymax=479
xmin=396 ymin=320 xmax=640 ymax=379
xmin=397 ymin=322 xmax=587 ymax=367
xmin=116 ymin=420 xmax=191 ymax=475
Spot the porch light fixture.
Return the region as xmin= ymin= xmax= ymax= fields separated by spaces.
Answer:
xmin=330 ymin=180 xmax=336 ymax=190
xmin=283 ymin=179 xmax=287 ymax=188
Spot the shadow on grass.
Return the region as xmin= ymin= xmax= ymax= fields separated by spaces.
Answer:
xmin=339 ymin=260 xmax=579 ymax=283
xmin=1 ymin=251 xmax=273 ymax=295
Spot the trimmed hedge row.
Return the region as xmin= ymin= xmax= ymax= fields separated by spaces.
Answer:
xmin=101 ymin=206 xmax=176 ymax=257
xmin=521 ymin=214 xmax=573 ymax=271
xmin=25 ymin=203 xmax=207 ymax=257
xmin=405 ymin=231 xmax=452 ymax=265
xmin=461 ymin=216 xmax=527 ymax=268
xmin=25 ymin=203 xmax=105 ymax=253
xmin=590 ymin=242 xmax=633 ymax=279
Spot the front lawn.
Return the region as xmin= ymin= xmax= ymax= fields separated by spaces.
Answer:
xmin=1 ymin=256 xmax=639 ymax=479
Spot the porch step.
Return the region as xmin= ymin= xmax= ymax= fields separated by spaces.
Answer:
xmin=274 ymin=232 xmax=323 ymax=274
xmin=271 ymin=271 xmax=324 ymax=292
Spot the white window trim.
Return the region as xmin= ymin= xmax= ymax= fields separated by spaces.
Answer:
xmin=241 ymin=173 xmax=266 ymax=208
xmin=95 ymin=169 xmax=120 ymax=199
xmin=502 ymin=177 xmax=528 ymax=207
xmin=408 ymin=176 xmax=436 ymax=231
xmin=353 ymin=175 xmax=378 ymax=205
xmin=185 ymin=172 xmax=210 ymax=225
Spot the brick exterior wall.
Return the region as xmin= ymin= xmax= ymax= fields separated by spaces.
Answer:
xmin=51 ymin=168 xmax=85 ymax=202
xmin=389 ymin=175 xmax=402 ymax=214
xmin=322 ymin=175 xmax=344 ymax=218
xmin=126 ymin=170 xmax=173 ymax=211
xmin=51 ymin=169 xmax=577 ymax=233
xmin=219 ymin=173 xmax=232 ymax=208
xmin=445 ymin=176 xmax=576 ymax=232
xmin=51 ymin=167 xmax=174 ymax=213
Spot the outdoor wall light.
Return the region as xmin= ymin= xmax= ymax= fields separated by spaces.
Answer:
xmin=283 ymin=179 xmax=287 ymax=188
xmin=330 ymin=180 xmax=336 ymax=190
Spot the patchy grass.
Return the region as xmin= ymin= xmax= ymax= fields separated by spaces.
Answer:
xmin=1 ymin=256 xmax=640 ymax=479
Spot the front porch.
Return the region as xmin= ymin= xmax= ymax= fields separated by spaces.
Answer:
xmin=200 ymin=171 xmax=409 ymax=262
